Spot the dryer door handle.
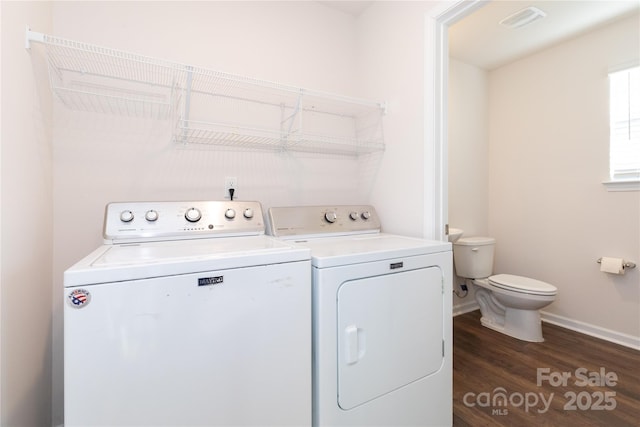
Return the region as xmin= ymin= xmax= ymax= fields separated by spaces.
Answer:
xmin=345 ymin=325 xmax=361 ymax=365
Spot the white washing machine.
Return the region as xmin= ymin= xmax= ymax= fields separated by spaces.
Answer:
xmin=267 ymin=205 xmax=452 ymax=427
xmin=64 ymin=201 xmax=311 ymax=427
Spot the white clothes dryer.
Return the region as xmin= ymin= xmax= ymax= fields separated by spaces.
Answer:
xmin=64 ymin=201 xmax=311 ymax=427
xmin=268 ymin=205 xmax=452 ymax=427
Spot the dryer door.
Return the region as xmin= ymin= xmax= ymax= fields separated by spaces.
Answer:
xmin=336 ymin=267 xmax=443 ymax=410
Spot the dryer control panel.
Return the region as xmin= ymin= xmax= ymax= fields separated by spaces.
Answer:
xmin=103 ymin=200 xmax=265 ymax=243
xmin=267 ymin=205 xmax=381 ymax=238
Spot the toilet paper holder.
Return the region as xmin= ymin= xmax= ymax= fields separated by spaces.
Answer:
xmin=597 ymin=258 xmax=636 ymax=270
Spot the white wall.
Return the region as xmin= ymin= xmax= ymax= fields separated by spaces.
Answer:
xmin=488 ymin=13 xmax=639 ymax=342
xmin=450 ymin=13 xmax=639 ymax=343
xmin=0 ymin=2 xmax=53 ymax=426
xmin=448 ymin=58 xmax=489 ymax=308
xmin=448 ymin=59 xmax=489 ymax=236
xmin=356 ymin=1 xmax=441 ymax=239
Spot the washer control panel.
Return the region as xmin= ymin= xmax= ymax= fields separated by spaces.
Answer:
xmin=267 ymin=205 xmax=381 ymax=237
xmin=103 ymin=201 xmax=265 ymax=243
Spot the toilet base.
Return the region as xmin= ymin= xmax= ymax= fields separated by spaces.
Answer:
xmin=479 ymin=310 xmax=544 ymax=342
xmin=474 ymin=285 xmax=546 ymax=343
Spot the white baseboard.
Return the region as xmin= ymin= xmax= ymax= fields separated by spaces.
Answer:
xmin=540 ymin=311 xmax=640 ymax=351
xmin=452 ymin=300 xmax=479 ymax=317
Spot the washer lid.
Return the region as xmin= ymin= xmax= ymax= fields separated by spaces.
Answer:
xmin=64 ymin=235 xmax=310 ymax=287
xmin=489 ymin=274 xmax=557 ymax=295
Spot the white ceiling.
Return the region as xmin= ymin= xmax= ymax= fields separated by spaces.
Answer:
xmin=449 ymin=1 xmax=639 ymax=70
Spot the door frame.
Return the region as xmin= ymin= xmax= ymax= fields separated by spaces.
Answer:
xmin=425 ymin=0 xmax=488 ymax=240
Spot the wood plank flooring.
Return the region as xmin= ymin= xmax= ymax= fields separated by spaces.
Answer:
xmin=453 ymin=310 xmax=640 ymax=427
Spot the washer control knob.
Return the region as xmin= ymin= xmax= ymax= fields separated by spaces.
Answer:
xmin=120 ymin=210 xmax=134 ymax=223
xmin=361 ymin=211 xmax=371 ymax=220
xmin=145 ymin=210 xmax=159 ymax=222
xmin=243 ymin=208 xmax=254 ymax=219
xmin=225 ymin=209 xmax=236 ymax=219
xmin=349 ymin=211 xmax=359 ymax=221
xmin=185 ymin=207 xmax=202 ymax=223
xmin=324 ymin=212 xmax=337 ymax=223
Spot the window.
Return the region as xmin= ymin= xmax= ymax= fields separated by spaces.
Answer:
xmin=607 ymin=66 xmax=640 ymax=188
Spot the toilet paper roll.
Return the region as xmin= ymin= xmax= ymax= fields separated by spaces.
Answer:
xmin=600 ymin=257 xmax=625 ymax=275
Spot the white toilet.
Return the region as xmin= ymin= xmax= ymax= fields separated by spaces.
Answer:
xmin=453 ymin=237 xmax=557 ymax=342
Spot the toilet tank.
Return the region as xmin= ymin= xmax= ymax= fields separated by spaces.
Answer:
xmin=452 ymin=237 xmax=496 ymax=279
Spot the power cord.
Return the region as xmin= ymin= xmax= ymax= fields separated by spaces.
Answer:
xmin=453 ymin=280 xmax=469 ymax=298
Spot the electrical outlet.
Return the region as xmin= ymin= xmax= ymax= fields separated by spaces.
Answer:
xmin=224 ymin=176 xmax=237 ymax=199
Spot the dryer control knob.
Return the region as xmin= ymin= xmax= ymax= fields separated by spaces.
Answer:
xmin=324 ymin=212 xmax=338 ymax=223
xmin=185 ymin=208 xmax=202 ymax=223
xmin=243 ymin=208 xmax=254 ymax=219
xmin=349 ymin=211 xmax=359 ymax=221
xmin=361 ymin=211 xmax=371 ymax=220
xmin=145 ymin=210 xmax=159 ymax=222
xmin=120 ymin=210 xmax=134 ymax=223
xmin=225 ymin=209 xmax=236 ymax=219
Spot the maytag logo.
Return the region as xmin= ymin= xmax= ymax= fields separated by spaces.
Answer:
xmin=390 ymin=262 xmax=404 ymax=270
xmin=198 ymin=276 xmax=224 ymax=287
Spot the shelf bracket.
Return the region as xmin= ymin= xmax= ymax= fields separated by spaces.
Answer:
xmin=380 ymin=101 xmax=388 ymax=115
xmin=280 ymin=90 xmax=302 ymax=144
xmin=25 ymin=26 xmax=45 ymax=50
xmin=182 ymin=66 xmax=194 ymax=143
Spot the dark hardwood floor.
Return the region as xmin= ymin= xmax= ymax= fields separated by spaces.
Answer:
xmin=453 ymin=310 xmax=640 ymax=427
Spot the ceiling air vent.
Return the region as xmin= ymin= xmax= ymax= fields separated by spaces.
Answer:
xmin=499 ymin=6 xmax=546 ymax=29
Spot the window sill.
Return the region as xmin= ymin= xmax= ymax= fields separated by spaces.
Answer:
xmin=602 ymin=180 xmax=640 ymax=192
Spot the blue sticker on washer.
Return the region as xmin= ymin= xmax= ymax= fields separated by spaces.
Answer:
xmin=67 ymin=289 xmax=91 ymax=309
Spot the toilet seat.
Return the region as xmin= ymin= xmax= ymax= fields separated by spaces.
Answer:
xmin=489 ymin=274 xmax=557 ymax=296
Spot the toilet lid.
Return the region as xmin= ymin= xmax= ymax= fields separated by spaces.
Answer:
xmin=489 ymin=274 xmax=557 ymax=296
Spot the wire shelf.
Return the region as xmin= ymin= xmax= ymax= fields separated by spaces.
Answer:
xmin=42 ymin=34 xmax=182 ymax=120
xmin=291 ymin=135 xmax=385 ymax=156
xmin=43 ymin=34 xmax=183 ymax=87
xmin=29 ymin=29 xmax=385 ymax=155
xmin=176 ymin=119 xmax=385 ymax=156
xmin=176 ymin=120 xmax=287 ymax=151
xmin=49 ymin=73 xmax=180 ymax=119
